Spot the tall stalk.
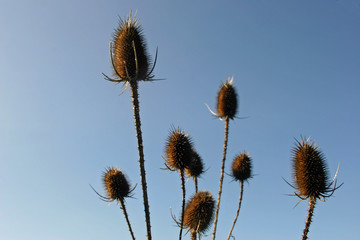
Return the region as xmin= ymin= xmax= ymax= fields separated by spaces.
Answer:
xmin=120 ymin=199 xmax=136 ymax=240
xmin=227 ymin=180 xmax=244 ymax=240
xmin=212 ymin=116 xmax=230 ymax=239
xmin=302 ymin=196 xmax=316 ymax=240
xmin=130 ymin=81 xmax=152 ymax=240
xmin=179 ymin=170 xmax=186 ymax=240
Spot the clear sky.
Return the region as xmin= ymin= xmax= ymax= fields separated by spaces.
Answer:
xmin=1 ymin=1 xmax=359 ymax=240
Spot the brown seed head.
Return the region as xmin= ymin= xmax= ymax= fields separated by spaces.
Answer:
xmin=292 ymin=137 xmax=329 ymax=199
xmin=216 ymin=77 xmax=238 ymax=119
xmin=185 ymin=149 xmax=204 ymax=178
xmin=103 ymin=167 xmax=131 ymax=201
xmin=232 ymin=152 xmax=252 ymax=181
xmin=165 ymin=128 xmax=193 ymax=171
xmin=112 ymin=12 xmax=150 ymax=81
xmin=184 ymin=191 xmax=215 ymax=233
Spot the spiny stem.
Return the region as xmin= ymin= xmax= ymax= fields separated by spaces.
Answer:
xmin=302 ymin=196 xmax=316 ymax=240
xmin=194 ymin=177 xmax=198 ymax=193
xmin=130 ymin=81 xmax=152 ymax=240
xmin=212 ymin=116 xmax=230 ymax=240
xmin=119 ymin=199 xmax=136 ymax=240
xmin=179 ymin=170 xmax=186 ymax=240
xmin=227 ymin=180 xmax=244 ymax=240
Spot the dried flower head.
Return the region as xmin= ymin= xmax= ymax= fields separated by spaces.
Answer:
xmin=103 ymin=167 xmax=131 ymax=201
xmin=291 ymin=137 xmax=341 ymax=200
xmin=165 ymin=128 xmax=193 ymax=171
xmin=184 ymin=191 xmax=215 ymax=233
xmin=216 ymin=77 xmax=238 ymax=119
xmin=185 ymin=149 xmax=204 ymax=178
xmin=104 ymin=11 xmax=157 ymax=83
xmin=232 ymin=152 xmax=252 ymax=182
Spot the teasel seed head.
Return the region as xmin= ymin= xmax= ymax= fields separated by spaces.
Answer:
xmin=184 ymin=191 xmax=215 ymax=233
xmin=103 ymin=167 xmax=131 ymax=201
xmin=216 ymin=77 xmax=238 ymax=119
xmin=112 ymin=11 xmax=150 ymax=81
xmin=232 ymin=152 xmax=252 ymax=182
xmin=165 ymin=127 xmax=193 ymax=171
xmin=292 ymin=137 xmax=329 ymax=200
xmin=185 ymin=149 xmax=204 ymax=178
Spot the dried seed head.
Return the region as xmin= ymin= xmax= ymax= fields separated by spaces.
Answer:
xmin=112 ymin=12 xmax=150 ymax=81
xmin=292 ymin=138 xmax=329 ymax=199
xmin=184 ymin=191 xmax=215 ymax=233
xmin=103 ymin=167 xmax=131 ymax=201
xmin=216 ymin=77 xmax=238 ymax=119
xmin=185 ymin=149 xmax=204 ymax=178
xmin=232 ymin=152 xmax=252 ymax=181
xmin=165 ymin=128 xmax=193 ymax=171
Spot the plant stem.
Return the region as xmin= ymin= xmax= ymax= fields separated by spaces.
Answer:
xmin=227 ymin=180 xmax=244 ymax=240
xmin=194 ymin=177 xmax=198 ymax=193
xmin=130 ymin=81 xmax=152 ymax=240
xmin=191 ymin=231 xmax=197 ymax=240
xmin=179 ymin=170 xmax=186 ymax=240
xmin=119 ymin=199 xmax=136 ymax=240
xmin=212 ymin=116 xmax=230 ymax=240
xmin=302 ymin=196 xmax=316 ymax=240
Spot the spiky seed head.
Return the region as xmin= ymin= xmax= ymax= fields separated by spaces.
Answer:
xmin=185 ymin=149 xmax=204 ymax=178
xmin=103 ymin=167 xmax=131 ymax=201
xmin=165 ymin=128 xmax=193 ymax=171
xmin=216 ymin=77 xmax=238 ymax=119
xmin=232 ymin=152 xmax=252 ymax=181
xmin=292 ymin=137 xmax=329 ymax=199
xmin=112 ymin=12 xmax=150 ymax=81
xmin=184 ymin=191 xmax=215 ymax=233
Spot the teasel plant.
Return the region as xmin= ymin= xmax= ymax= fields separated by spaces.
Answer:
xmin=183 ymin=191 xmax=215 ymax=240
xmin=102 ymin=11 xmax=159 ymax=240
xmin=227 ymin=152 xmax=252 ymax=240
xmin=164 ymin=127 xmax=194 ymax=240
xmin=207 ymin=77 xmax=238 ymax=240
xmin=91 ymin=167 xmax=137 ymax=240
xmin=185 ymin=149 xmax=205 ymax=193
xmin=285 ymin=137 xmax=343 ymax=240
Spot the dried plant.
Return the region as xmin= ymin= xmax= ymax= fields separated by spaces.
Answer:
xmin=92 ymin=167 xmax=137 ymax=240
xmin=211 ymin=77 xmax=238 ymax=240
xmin=287 ymin=137 xmax=342 ymax=240
xmin=165 ymin=127 xmax=194 ymax=240
xmin=102 ymin=11 xmax=158 ymax=240
xmin=227 ymin=152 xmax=252 ymax=240
xmin=185 ymin=149 xmax=204 ymax=193
xmin=184 ymin=191 xmax=215 ymax=240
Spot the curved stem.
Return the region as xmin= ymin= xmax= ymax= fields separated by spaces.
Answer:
xmin=130 ymin=81 xmax=152 ymax=240
xmin=212 ymin=117 xmax=230 ymax=240
xmin=119 ymin=199 xmax=136 ymax=240
xmin=302 ymin=196 xmax=316 ymax=240
xmin=227 ymin=180 xmax=244 ymax=240
xmin=179 ymin=170 xmax=186 ymax=240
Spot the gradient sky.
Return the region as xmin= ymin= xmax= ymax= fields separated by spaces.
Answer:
xmin=1 ymin=1 xmax=360 ymax=240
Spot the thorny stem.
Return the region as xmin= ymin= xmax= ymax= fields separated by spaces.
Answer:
xmin=212 ymin=116 xmax=230 ymax=240
xmin=302 ymin=196 xmax=316 ymax=240
xmin=194 ymin=177 xmax=198 ymax=193
xmin=130 ymin=81 xmax=152 ymax=240
xmin=119 ymin=199 xmax=136 ymax=240
xmin=227 ymin=180 xmax=244 ymax=240
xmin=179 ymin=170 xmax=186 ymax=240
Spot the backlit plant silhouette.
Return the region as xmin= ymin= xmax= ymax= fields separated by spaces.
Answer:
xmin=92 ymin=11 xmax=342 ymax=240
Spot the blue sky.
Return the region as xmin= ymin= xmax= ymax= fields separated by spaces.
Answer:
xmin=1 ymin=1 xmax=359 ymax=239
